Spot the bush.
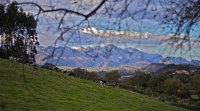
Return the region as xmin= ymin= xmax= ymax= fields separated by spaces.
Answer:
xmin=145 ymin=89 xmax=153 ymax=96
xmin=195 ymin=101 xmax=200 ymax=106
xmin=165 ymin=95 xmax=177 ymax=103
xmin=186 ymin=99 xmax=195 ymax=105
xmin=171 ymin=103 xmax=200 ymax=111
xmin=157 ymin=94 xmax=171 ymax=102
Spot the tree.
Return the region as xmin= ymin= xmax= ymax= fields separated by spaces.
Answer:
xmin=130 ymin=71 xmax=150 ymax=88
xmin=0 ymin=4 xmax=5 ymax=34
xmin=120 ymin=77 xmax=132 ymax=86
xmin=72 ymin=67 xmax=100 ymax=82
xmin=189 ymin=75 xmax=200 ymax=99
xmin=84 ymin=71 xmax=100 ymax=82
xmin=73 ymin=67 xmax=86 ymax=78
xmin=148 ymin=75 xmax=160 ymax=92
xmin=173 ymin=74 xmax=189 ymax=84
xmin=148 ymin=73 xmax=169 ymax=93
xmin=177 ymin=83 xmax=191 ymax=99
xmin=103 ymin=70 xmax=121 ymax=84
xmin=41 ymin=62 xmax=56 ymax=70
xmin=0 ymin=1 xmax=38 ymax=62
xmin=161 ymin=78 xmax=182 ymax=96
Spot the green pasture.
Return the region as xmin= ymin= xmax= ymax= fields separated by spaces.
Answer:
xmin=0 ymin=58 xmax=189 ymax=111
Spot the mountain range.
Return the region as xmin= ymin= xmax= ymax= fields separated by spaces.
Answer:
xmin=36 ymin=44 xmax=200 ymax=67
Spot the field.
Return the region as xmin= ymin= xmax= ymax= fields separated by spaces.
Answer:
xmin=0 ymin=58 xmax=190 ymax=111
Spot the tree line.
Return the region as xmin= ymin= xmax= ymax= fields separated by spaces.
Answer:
xmin=121 ymin=71 xmax=200 ymax=100
xmin=0 ymin=1 xmax=39 ymax=63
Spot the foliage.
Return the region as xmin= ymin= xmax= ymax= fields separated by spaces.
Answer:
xmin=41 ymin=62 xmax=56 ymax=70
xmin=161 ymin=78 xmax=182 ymax=96
xmin=120 ymin=77 xmax=132 ymax=86
xmin=189 ymin=75 xmax=200 ymax=99
xmin=103 ymin=70 xmax=121 ymax=84
xmin=171 ymin=103 xmax=200 ymax=111
xmin=148 ymin=74 xmax=169 ymax=93
xmin=177 ymin=84 xmax=191 ymax=99
xmin=73 ymin=67 xmax=86 ymax=78
xmin=130 ymin=71 xmax=151 ymax=88
xmin=148 ymin=75 xmax=161 ymax=92
xmin=0 ymin=1 xmax=38 ymax=62
xmin=73 ymin=67 xmax=100 ymax=82
xmin=173 ymin=74 xmax=190 ymax=84
xmin=83 ymin=71 xmax=100 ymax=82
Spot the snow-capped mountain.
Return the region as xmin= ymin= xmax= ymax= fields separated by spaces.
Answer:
xmin=36 ymin=45 xmax=200 ymax=67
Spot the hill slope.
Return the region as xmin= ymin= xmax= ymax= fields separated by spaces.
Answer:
xmin=0 ymin=58 xmax=189 ymax=111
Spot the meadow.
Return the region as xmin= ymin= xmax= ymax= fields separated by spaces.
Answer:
xmin=0 ymin=58 xmax=189 ymax=111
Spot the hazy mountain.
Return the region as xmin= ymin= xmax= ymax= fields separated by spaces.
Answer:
xmin=36 ymin=45 xmax=200 ymax=67
xmin=144 ymin=63 xmax=167 ymax=73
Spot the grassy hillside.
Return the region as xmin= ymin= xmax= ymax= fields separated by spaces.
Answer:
xmin=0 ymin=58 xmax=189 ymax=111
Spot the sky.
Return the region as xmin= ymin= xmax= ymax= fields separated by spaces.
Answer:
xmin=9 ymin=0 xmax=200 ymax=61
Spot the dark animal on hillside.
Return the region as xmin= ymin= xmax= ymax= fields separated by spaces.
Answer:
xmin=24 ymin=60 xmax=29 ymax=64
xmin=29 ymin=61 xmax=33 ymax=65
xmin=99 ymin=80 xmax=106 ymax=87
xmin=68 ymin=72 xmax=75 ymax=77
xmin=63 ymin=70 xmax=68 ymax=74
xmin=24 ymin=60 xmax=33 ymax=65
xmin=34 ymin=67 xmax=38 ymax=73
xmin=113 ymin=83 xmax=119 ymax=88
xmin=53 ymin=67 xmax=59 ymax=71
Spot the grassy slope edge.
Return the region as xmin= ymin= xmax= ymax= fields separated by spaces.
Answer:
xmin=0 ymin=58 xmax=189 ymax=111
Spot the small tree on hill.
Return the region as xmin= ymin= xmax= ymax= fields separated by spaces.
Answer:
xmin=131 ymin=71 xmax=151 ymax=88
xmin=161 ymin=78 xmax=182 ymax=96
xmin=104 ymin=70 xmax=121 ymax=84
xmin=148 ymin=73 xmax=170 ymax=93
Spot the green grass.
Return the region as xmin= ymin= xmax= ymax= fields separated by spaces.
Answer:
xmin=0 ymin=58 xmax=190 ymax=111
xmin=191 ymin=95 xmax=199 ymax=100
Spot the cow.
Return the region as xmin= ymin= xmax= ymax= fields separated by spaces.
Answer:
xmin=9 ymin=56 xmax=14 ymax=61
xmin=34 ymin=67 xmax=38 ymax=73
xmin=24 ymin=60 xmax=32 ymax=65
xmin=9 ymin=56 xmax=20 ymax=62
xmin=99 ymin=80 xmax=106 ymax=87
xmin=29 ymin=61 xmax=34 ymax=65
xmin=63 ymin=70 xmax=75 ymax=77
xmin=14 ymin=58 xmax=20 ymax=62
xmin=63 ymin=70 xmax=68 ymax=74
xmin=53 ymin=67 xmax=59 ymax=72
xmin=24 ymin=60 xmax=29 ymax=64
xmin=69 ymin=72 xmax=75 ymax=77
xmin=113 ymin=83 xmax=119 ymax=88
